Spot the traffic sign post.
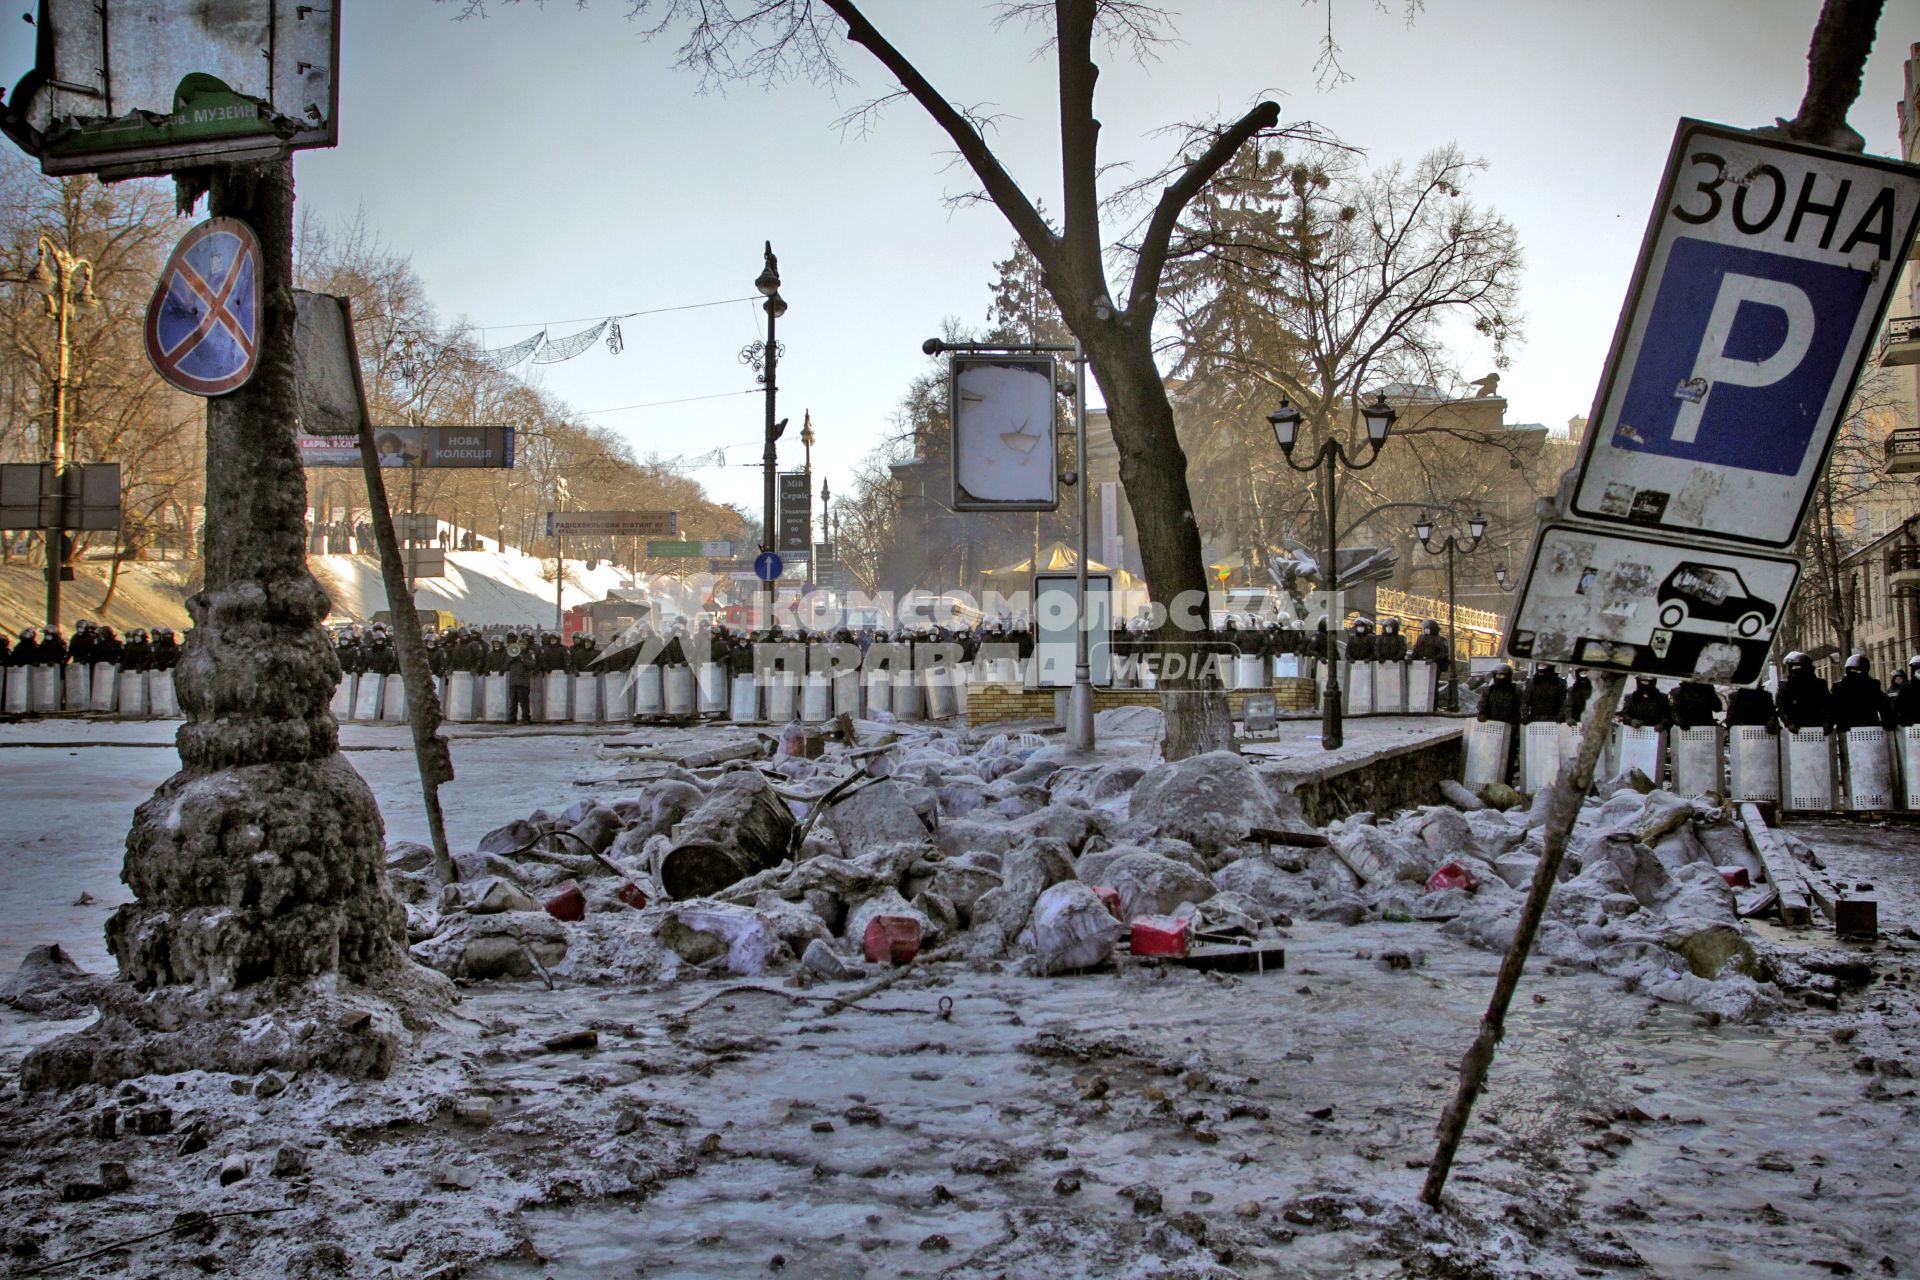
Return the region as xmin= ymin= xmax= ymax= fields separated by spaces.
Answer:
xmin=754 ymin=551 xmax=785 ymax=582
xmin=1566 ymin=120 xmax=1920 ymax=549
xmin=1506 ymin=524 xmax=1798 ymax=684
xmin=1507 ymin=118 xmax=1920 ymax=686
xmin=144 ymin=218 xmax=262 ymax=397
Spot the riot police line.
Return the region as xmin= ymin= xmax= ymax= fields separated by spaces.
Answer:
xmin=1 ymin=621 xmax=182 ymax=718
xmin=1458 ymin=651 xmax=1920 ymax=813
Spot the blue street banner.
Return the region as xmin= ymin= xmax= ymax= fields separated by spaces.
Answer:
xmin=144 ymin=217 xmax=261 ymax=397
xmin=1568 ymin=120 xmax=1920 ymax=548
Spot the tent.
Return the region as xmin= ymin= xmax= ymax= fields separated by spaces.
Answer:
xmin=979 ymin=540 xmax=1141 ymax=591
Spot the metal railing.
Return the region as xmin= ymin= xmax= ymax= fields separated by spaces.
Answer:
xmin=1881 ymin=315 xmax=1920 ymax=359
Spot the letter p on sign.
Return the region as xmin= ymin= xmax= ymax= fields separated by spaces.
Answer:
xmin=1671 ymin=273 xmax=1814 ymax=444
xmin=1612 ymin=238 xmax=1867 ymax=477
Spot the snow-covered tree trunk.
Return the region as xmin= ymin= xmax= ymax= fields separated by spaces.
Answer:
xmin=22 ymin=160 xmax=423 ymax=1092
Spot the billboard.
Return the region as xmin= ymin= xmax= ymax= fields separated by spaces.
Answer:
xmin=950 ymin=354 xmax=1059 ymax=511
xmin=779 ymin=471 xmax=811 ymax=554
xmin=298 ymin=427 xmax=516 ymax=470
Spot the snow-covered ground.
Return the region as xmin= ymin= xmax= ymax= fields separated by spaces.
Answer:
xmin=309 ymin=543 xmax=644 ymax=629
xmin=0 ymin=715 xmax=1914 ymax=1278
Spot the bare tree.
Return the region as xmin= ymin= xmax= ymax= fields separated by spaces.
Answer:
xmin=451 ymin=0 xmax=1404 ymax=754
xmin=1157 ymin=139 xmax=1525 ymax=602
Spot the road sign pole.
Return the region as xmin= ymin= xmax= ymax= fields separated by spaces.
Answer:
xmin=1068 ymin=339 xmax=1095 ymax=753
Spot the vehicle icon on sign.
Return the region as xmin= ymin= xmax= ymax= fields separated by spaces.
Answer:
xmin=1655 ymin=563 xmax=1776 ymax=638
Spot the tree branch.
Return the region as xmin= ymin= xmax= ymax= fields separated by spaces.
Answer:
xmin=1128 ymin=101 xmax=1281 ymax=318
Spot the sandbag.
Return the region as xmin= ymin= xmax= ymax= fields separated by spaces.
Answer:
xmin=1028 ymin=881 xmax=1125 ymax=976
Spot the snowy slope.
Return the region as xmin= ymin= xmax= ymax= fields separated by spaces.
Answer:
xmin=309 ymin=541 xmax=641 ymax=629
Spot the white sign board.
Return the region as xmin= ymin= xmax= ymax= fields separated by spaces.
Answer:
xmin=1567 ymin=119 xmax=1920 ymax=548
xmin=1506 ymin=524 xmax=1797 ymax=684
xmin=1027 ymin=571 xmax=1112 ymax=690
xmin=951 ymin=354 xmax=1059 ymax=511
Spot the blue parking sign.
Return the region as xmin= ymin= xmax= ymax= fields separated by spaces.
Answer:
xmin=1568 ymin=120 xmax=1920 ymax=548
xmin=1612 ymin=238 xmax=1869 ymax=476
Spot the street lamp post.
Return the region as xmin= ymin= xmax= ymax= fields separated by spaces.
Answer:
xmin=24 ymin=237 xmax=99 ymax=630
xmin=753 ymin=242 xmax=788 ymax=624
xmin=1414 ymin=510 xmax=1490 ymax=712
xmin=819 ymin=477 xmax=832 ymax=568
xmin=1269 ymin=392 xmax=1396 ymax=752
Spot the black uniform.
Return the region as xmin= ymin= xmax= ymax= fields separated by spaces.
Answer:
xmin=120 ymin=632 xmax=152 ymax=673
xmin=1892 ymin=676 xmax=1920 ymax=727
xmin=506 ymin=644 xmax=538 ymax=723
xmin=1670 ymin=680 xmax=1724 ymax=729
xmin=1777 ymin=667 xmax=1834 ymax=734
xmin=1522 ymin=666 xmax=1564 ymax=724
xmin=1725 ymin=685 xmax=1777 ymax=730
xmin=1375 ymin=619 xmax=1408 ymax=662
xmin=1410 ymin=625 xmax=1449 ymax=664
xmin=1618 ymin=679 xmax=1673 ymax=730
xmin=1831 ymin=668 xmax=1894 ymax=730
xmin=1478 ymin=669 xmax=1522 ymax=725
xmin=1345 ymin=623 xmax=1377 ymax=662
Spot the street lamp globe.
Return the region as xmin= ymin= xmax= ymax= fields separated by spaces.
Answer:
xmin=766 ymin=292 xmax=788 ymax=319
xmin=1266 ymin=399 xmax=1302 ymax=456
xmin=1361 ymin=392 xmax=1397 ymax=449
xmin=1414 ymin=513 xmax=1434 ymax=546
xmin=1468 ymin=512 xmax=1488 ymax=543
xmin=754 ymin=241 xmax=781 ymax=297
xmin=1495 ymin=565 xmax=1510 ymax=588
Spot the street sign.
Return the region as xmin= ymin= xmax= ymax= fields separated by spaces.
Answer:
xmin=299 ymin=426 xmax=516 ymax=470
xmin=395 ymin=512 xmax=438 ymax=542
xmin=145 ymin=217 xmax=261 ymax=397
xmin=404 ymin=547 xmax=446 ymax=580
xmin=0 ymin=462 xmax=120 ymax=531
xmin=1506 ymin=524 xmax=1798 ymax=684
xmin=0 ymin=1 xmax=340 ymax=179
xmin=547 ymin=510 xmax=677 ymax=539
xmin=649 ymin=539 xmax=736 ymax=558
xmin=1567 ymin=119 xmax=1920 ymax=549
xmin=950 ymin=354 xmax=1060 ymax=511
xmin=778 ymin=472 xmax=811 ymax=555
xmin=754 ymin=551 xmax=784 ymax=582
xmin=293 ymin=291 xmax=372 ymax=438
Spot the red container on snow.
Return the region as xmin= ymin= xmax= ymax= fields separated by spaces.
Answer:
xmin=1718 ymin=866 xmax=1752 ymax=889
xmin=1092 ymin=886 xmax=1124 ymax=920
xmin=616 ymin=882 xmax=650 ymax=909
xmin=1129 ymin=915 xmax=1190 ymax=958
xmin=1424 ymin=861 xmax=1479 ymax=894
xmin=544 ymin=882 xmax=587 ymax=922
xmin=863 ymin=915 xmax=922 ymax=965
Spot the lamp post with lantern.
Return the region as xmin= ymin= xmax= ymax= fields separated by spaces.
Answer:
xmin=1267 ymin=392 xmax=1397 ymax=751
xmin=1413 ymin=510 xmax=1490 ymax=712
xmin=20 ymin=237 xmax=100 ymax=629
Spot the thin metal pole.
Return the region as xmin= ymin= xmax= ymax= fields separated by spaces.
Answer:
xmin=1067 ymin=339 xmax=1094 ymax=752
xmin=1447 ymin=541 xmax=1458 ymax=712
xmin=762 ymin=291 xmax=778 ymax=627
xmin=1322 ymin=447 xmax=1343 ymax=751
xmin=45 ymin=256 xmax=70 ymax=631
xmin=1422 ymin=671 xmax=1625 ymax=1205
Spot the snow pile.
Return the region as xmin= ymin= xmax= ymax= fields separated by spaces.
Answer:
xmin=309 ymin=540 xmax=640 ymax=628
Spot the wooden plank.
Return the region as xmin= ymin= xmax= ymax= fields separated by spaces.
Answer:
xmin=1737 ymin=803 xmax=1812 ymax=928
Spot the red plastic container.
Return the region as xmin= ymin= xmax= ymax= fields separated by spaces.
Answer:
xmin=544 ymin=881 xmax=586 ymax=922
xmin=1424 ymin=861 xmax=1479 ymax=894
xmin=862 ymin=914 xmax=923 ymax=965
xmin=1129 ymin=915 xmax=1190 ymax=958
xmin=616 ymin=882 xmax=649 ymax=909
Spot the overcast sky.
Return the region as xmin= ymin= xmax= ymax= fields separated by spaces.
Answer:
xmin=5 ymin=2 xmax=1913 ymax=517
